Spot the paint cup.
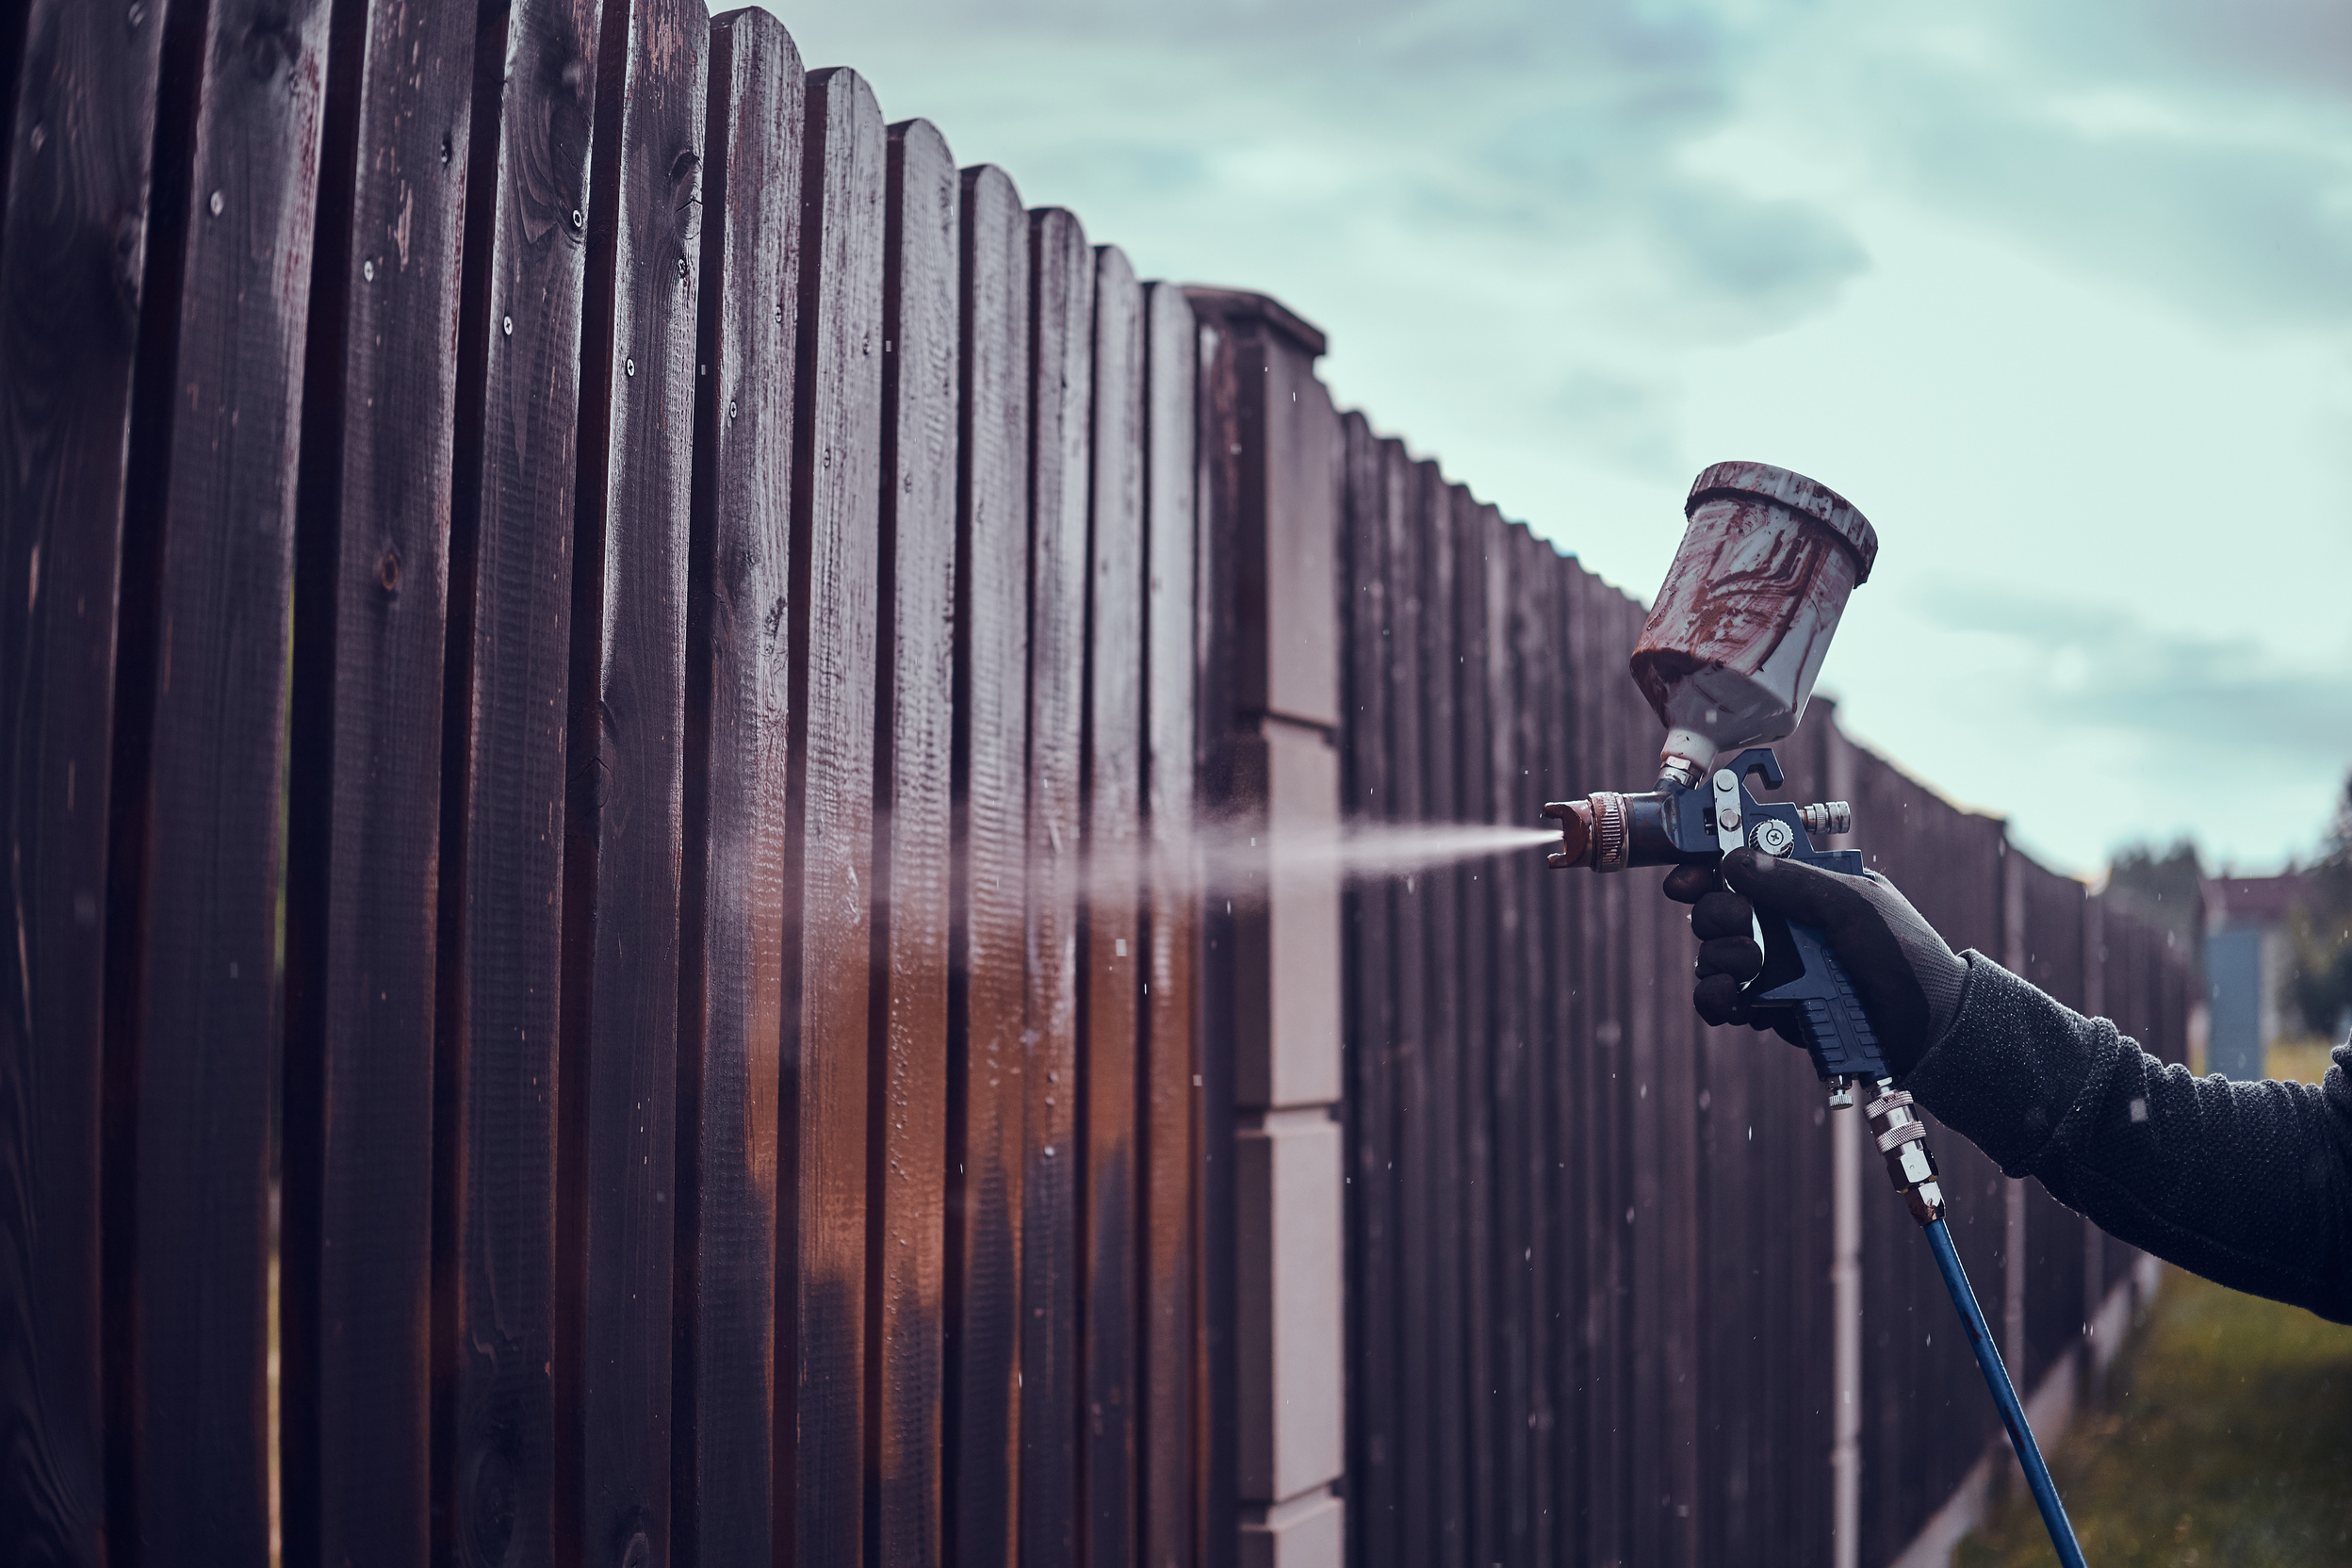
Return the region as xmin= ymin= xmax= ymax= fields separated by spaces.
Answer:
xmin=1630 ymin=461 xmax=1878 ymax=784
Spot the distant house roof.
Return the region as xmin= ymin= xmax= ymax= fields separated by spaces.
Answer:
xmin=2205 ymin=873 xmax=2310 ymax=930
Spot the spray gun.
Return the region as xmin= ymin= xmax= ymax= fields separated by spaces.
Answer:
xmin=1542 ymin=462 xmax=2087 ymax=1568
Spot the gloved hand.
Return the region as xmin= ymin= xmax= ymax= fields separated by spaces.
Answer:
xmin=1662 ymin=846 xmax=1970 ymax=1078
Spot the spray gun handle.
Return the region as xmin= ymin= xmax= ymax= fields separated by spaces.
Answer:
xmin=1749 ymin=910 xmax=1890 ymax=1086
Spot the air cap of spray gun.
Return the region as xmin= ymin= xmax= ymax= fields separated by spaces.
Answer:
xmin=1630 ymin=462 xmax=1878 ymax=789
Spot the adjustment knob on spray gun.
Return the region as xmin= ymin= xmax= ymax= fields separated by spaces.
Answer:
xmin=1538 ymin=462 xmax=2084 ymax=1568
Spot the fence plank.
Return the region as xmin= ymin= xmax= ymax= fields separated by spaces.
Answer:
xmin=1336 ymin=413 xmax=1396 ymax=1563
xmin=0 ymin=4 xmax=170 ymax=1561
xmin=1021 ymin=203 xmax=1093 ymax=1568
xmin=1446 ymin=482 xmax=1497 ymax=1568
xmin=1138 ymin=278 xmax=1199 ymax=1568
xmin=869 ymin=111 xmax=959 ymax=1568
xmin=563 ymin=7 xmax=707 ymax=1560
xmin=1539 ymin=551 xmax=1588 ymax=1557
xmin=946 ymin=161 xmax=1030 ymax=1568
xmin=0 ymin=3 xmax=170 ymax=1560
xmin=440 ymin=4 xmax=606 ymax=1563
xmin=106 ymin=1 xmax=330 ymax=1559
xmin=1416 ymin=462 xmax=1469 ymax=1562
xmin=1496 ymin=517 xmax=1549 ymax=1568
xmin=1380 ymin=444 xmax=1435 ymax=1567
xmin=676 ymin=14 xmax=800 ymax=1566
xmin=1080 ymin=240 xmax=1145 ymax=1567
xmin=279 ymin=0 xmax=479 ymax=1560
xmin=779 ymin=63 xmax=886 ymax=1568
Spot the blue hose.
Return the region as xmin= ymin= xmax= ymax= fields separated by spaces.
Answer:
xmin=1922 ymin=1217 xmax=2088 ymax=1568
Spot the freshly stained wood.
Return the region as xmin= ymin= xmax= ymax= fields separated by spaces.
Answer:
xmin=870 ymin=112 xmax=959 ymax=1568
xmin=1138 ymin=279 xmax=1198 ymax=1568
xmin=1335 ymin=412 xmax=1398 ymax=1566
xmin=1021 ymin=204 xmax=1093 ymax=1568
xmin=440 ymin=4 xmax=606 ymax=1562
xmin=279 ymin=0 xmax=479 ymax=1560
xmin=1080 ymin=241 xmax=1145 ymax=1568
xmin=1416 ymin=462 xmax=1469 ymax=1558
xmin=676 ymin=15 xmax=801 ymax=1565
xmin=0 ymin=5 xmax=169 ymax=1561
xmin=781 ymin=64 xmax=887 ymax=1568
xmin=1382 ymin=445 xmax=1435 ymax=1567
xmin=1448 ymin=483 xmax=1498 ymax=1568
xmin=560 ymin=1 xmax=706 ymax=1560
xmin=946 ymin=161 xmax=1030 ymax=1568
xmin=106 ymin=1 xmax=331 ymax=1560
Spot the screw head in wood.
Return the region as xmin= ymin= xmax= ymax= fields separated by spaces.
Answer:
xmin=362 ymin=259 xmax=374 ymax=282
xmin=208 ymin=190 xmax=223 ymax=217
xmin=625 ymin=357 xmax=635 ymax=378
xmin=501 ymin=315 xmax=512 ymax=336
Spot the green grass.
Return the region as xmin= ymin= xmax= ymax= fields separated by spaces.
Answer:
xmin=1955 ymin=1266 xmax=2352 ymax=1567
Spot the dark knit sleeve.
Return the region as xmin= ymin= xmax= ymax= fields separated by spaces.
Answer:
xmin=1903 ymin=952 xmax=2352 ymax=1324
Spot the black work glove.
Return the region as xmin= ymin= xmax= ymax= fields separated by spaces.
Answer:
xmin=1662 ymin=846 xmax=1969 ymax=1078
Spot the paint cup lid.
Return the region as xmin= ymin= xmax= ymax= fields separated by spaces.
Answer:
xmin=1684 ymin=461 xmax=1878 ymax=582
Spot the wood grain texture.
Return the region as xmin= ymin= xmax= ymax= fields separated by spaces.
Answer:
xmin=1505 ymin=524 xmax=1556 ymax=1568
xmin=779 ymin=63 xmax=886 ymax=1568
xmin=0 ymin=3 xmax=168 ymax=1560
xmin=559 ymin=2 xmax=706 ymax=1560
xmin=1021 ymin=203 xmax=1092 ymax=1568
xmin=1415 ymin=461 xmax=1469 ymax=1561
xmin=440 ymin=3 xmax=606 ymax=1562
xmin=280 ymin=0 xmax=479 ymax=1560
xmin=868 ymin=111 xmax=958 ymax=1568
xmin=1137 ymin=278 xmax=1198 ymax=1568
xmin=1380 ymin=444 xmax=1435 ymax=1568
xmin=1185 ymin=303 xmax=1242 ymax=1568
xmin=675 ymin=15 xmax=800 ymax=1566
xmin=1334 ymin=412 xmax=1396 ymax=1565
xmin=1445 ymin=482 xmax=1496 ymax=1568
xmin=946 ymin=160 xmax=1029 ymax=1568
xmin=1079 ymin=241 xmax=1143 ymax=1568
xmin=105 ymin=0 xmax=331 ymax=1560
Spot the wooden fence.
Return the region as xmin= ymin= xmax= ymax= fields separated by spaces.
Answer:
xmin=0 ymin=2 xmax=2197 ymax=1565
xmin=1329 ymin=435 xmax=2197 ymax=1566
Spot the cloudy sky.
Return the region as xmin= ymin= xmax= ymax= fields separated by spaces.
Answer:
xmin=766 ymin=0 xmax=2352 ymax=877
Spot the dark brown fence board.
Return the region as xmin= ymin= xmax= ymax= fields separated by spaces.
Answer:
xmin=869 ymin=111 xmax=959 ymax=1568
xmin=562 ymin=6 xmax=707 ymax=1560
xmin=1080 ymin=240 xmax=1145 ymax=1567
xmin=1539 ymin=551 xmax=1589 ymax=1557
xmin=1486 ymin=514 xmax=1539 ymax=1566
xmin=946 ymin=160 xmax=1030 ymax=1568
xmin=440 ymin=4 xmax=606 ymax=1561
xmin=106 ymin=1 xmax=330 ymax=1559
xmin=1417 ymin=458 xmax=1472 ymax=1563
xmin=675 ymin=14 xmax=800 ymax=1566
xmin=0 ymin=3 xmax=168 ymax=1560
xmin=280 ymin=0 xmax=480 ymax=1560
xmin=780 ymin=63 xmax=887 ymax=1568
xmin=1440 ymin=485 xmax=1493 ymax=1568
xmin=1021 ymin=202 xmax=1093 ymax=1568
xmin=1138 ymin=277 xmax=1199 ymax=1568
xmin=1379 ymin=443 xmax=1434 ymax=1566
xmin=1335 ymin=412 xmax=1396 ymax=1561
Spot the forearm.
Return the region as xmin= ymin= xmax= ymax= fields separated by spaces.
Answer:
xmin=1904 ymin=955 xmax=2352 ymax=1323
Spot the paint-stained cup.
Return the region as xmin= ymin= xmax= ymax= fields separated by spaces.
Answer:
xmin=1631 ymin=461 xmax=1878 ymax=783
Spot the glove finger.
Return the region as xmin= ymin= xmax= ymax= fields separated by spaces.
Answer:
xmin=1693 ymin=972 xmax=1750 ymax=1027
xmin=1661 ymin=862 xmax=1719 ymax=905
xmin=1722 ymin=846 xmax=1867 ymax=930
xmin=1696 ymin=935 xmax=1762 ymax=981
xmin=1690 ymin=889 xmax=1755 ymax=940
